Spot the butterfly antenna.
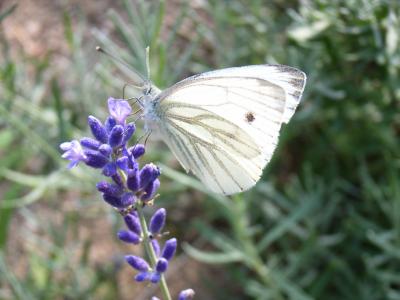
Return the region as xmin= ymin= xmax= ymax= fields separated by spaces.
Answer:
xmin=145 ymin=46 xmax=151 ymax=81
xmin=96 ymin=46 xmax=146 ymax=84
xmin=142 ymin=46 xmax=154 ymax=92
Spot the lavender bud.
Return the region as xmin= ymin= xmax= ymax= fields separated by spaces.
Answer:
xmin=124 ymin=214 xmax=142 ymax=235
xmin=129 ymin=144 xmax=145 ymax=159
xmin=84 ymin=149 xmax=109 ymax=168
xmin=120 ymin=192 xmax=136 ymax=207
xmin=139 ymin=163 xmax=160 ymax=189
xmin=96 ymin=181 xmax=122 ymax=197
xmin=123 ymin=123 xmax=136 ymax=143
xmin=150 ymin=272 xmax=161 ymax=284
xmin=88 ymin=116 xmax=108 ymax=143
xmin=102 ymin=162 xmax=117 ymax=177
xmin=149 ymin=208 xmax=166 ymax=234
xmin=117 ymin=230 xmax=141 ymax=244
xmin=80 ymin=137 xmax=101 ymax=150
xmin=99 ymin=144 xmax=112 ymax=157
xmin=125 ymin=255 xmax=149 ymax=272
xmin=155 ymin=258 xmax=168 ymax=273
xmin=127 ymin=167 xmax=140 ymax=192
xmin=141 ymin=179 xmax=160 ymax=202
xmin=108 ymin=125 xmax=124 ymax=148
xmin=161 ymin=238 xmax=177 ymax=261
xmin=102 ymin=193 xmax=122 ymax=208
xmin=151 ymin=239 xmax=161 ymax=257
xmin=105 ymin=116 xmax=116 ymax=133
xmin=151 ymin=297 xmax=161 ymax=300
xmin=178 ymin=289 xmax=195 ymax=300
xmin=111 ymin=173 xmax=123 ymax=187
xmin=116 ymin=156 xmax=129 ymax=171
xmin=135 ymin=272 xmax=150 ymax=282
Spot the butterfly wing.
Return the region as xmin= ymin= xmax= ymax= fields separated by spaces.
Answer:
xmin=154 ymin=65 xmax=306 ymax=195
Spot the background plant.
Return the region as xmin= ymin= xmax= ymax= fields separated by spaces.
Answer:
xmin=1 ymin=0 xmax=400 ymax=299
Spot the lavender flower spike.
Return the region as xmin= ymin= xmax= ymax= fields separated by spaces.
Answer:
xmin=108 ymin=97 xmax=132 ymax=125
xmin=60 ymin=140 xmax=87 ymax=168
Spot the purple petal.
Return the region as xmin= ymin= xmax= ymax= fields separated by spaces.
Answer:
xmin=108 ymin=97 xmax=132 ymax=124
xmin=60 ymin=140 xmax=87 ymax=168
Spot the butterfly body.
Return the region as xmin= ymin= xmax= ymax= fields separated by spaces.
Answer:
xmin=140 ymin=64 xmax=306 ymax=195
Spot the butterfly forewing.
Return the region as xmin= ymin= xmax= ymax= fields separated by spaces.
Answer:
xmin=154 ymin=65 xmax=306 ymax=194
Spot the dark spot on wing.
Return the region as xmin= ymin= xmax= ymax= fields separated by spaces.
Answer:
xmin=245 ymin=112 xmax=255 ymax=123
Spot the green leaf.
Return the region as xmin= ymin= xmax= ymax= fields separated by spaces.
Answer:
xmin=257 ymin=196 xmax=319 ymax=252
xmin=183 ymin=243 xmax=244 ymax=264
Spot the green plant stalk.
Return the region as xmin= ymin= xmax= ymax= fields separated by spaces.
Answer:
xmin=137 ymin=203 xmax=172 ymax=300
xmin=117 ymin=169 xmax=172 ymax=300
xmin=231 ymin=196 xmax=284 ymax=300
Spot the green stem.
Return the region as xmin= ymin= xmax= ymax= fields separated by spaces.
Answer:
xmin=137 ymin=203 xmax=172 ymax=300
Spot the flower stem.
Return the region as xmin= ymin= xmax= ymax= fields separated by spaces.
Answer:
xmin=137 ymin=202 xmax=172 ymax=300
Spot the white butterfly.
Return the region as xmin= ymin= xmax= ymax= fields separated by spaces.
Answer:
xmin=139 ymin=65 xmax=306 ymax=195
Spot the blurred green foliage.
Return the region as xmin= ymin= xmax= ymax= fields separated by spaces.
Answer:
xmin=1 ymin=0 xmax=400 ymax=299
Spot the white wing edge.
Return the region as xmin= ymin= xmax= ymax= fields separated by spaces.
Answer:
xmin=159 ymin=64 xmax=307 ymax=124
